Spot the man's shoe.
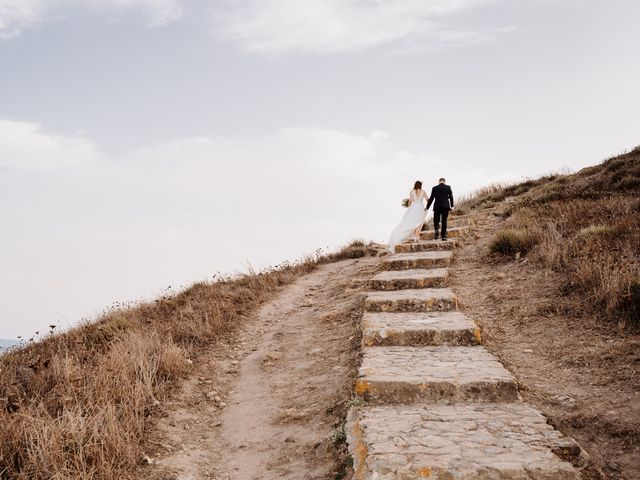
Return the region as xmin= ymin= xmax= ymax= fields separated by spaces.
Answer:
xmin=441 ymin=237 xmax=448 ymax=241
xmin=434 ymin=233 xmax=439 ymax=240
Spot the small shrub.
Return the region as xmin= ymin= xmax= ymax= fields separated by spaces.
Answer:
xmin=330 ymin=240 xmax=378 ymax=260
xmin=489 ymin=229 xmax=538 ymax=255
xmin=331 ymin=424 xmax=347 ymax=445
xmin=340 ymin=246 xmax=366 ymax=259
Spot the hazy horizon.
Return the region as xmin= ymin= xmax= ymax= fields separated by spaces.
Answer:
xmin=1 ymin=0 xmax=639 ymax=339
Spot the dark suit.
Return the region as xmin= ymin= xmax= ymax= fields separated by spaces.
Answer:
xmin=426 ymin=183 xmax=454 ymax=239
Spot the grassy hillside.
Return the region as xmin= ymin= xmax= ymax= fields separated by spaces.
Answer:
xmin=453 ymin=145 xmax=639 ymax=479
xmin=0 ymin=241 xmax=376 ymax=479
xmin=460 ymin=146 xmax=640 ymax=327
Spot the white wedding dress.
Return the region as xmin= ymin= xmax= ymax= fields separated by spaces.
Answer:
xmin=388 ymin=189 xmax=428 ymax=252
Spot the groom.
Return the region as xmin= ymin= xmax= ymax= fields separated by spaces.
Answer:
xmin=426 ymin=177 xmax=454 ymax=241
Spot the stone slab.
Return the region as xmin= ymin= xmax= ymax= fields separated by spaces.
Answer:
xmin=383 ymin=251 xmax=453 ymax=270
xmin=347 ymin=403 xmax=586 ymax=480
xmin=420 ymin=226 xmax=468 ymax=240
xmin=368 ymin=269 xmax=450 ymax=291
xmin=394 ymin=240 xmax=457 ymax=253
xmin=420 ymin=222 xmax=467 ymax=232
xmin=362 ymin=311 xmax=481 ymax=347
xmin=356 ymin=346 xmax=518 ymax=404
xmin=364 ymin=289 xmax=457 ymax=313
xmin=422 ymin=215 xmax=473 ymax=230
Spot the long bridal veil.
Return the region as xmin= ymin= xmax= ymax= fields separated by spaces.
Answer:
xmin=388 ymin=196 xmax=427 ymax=252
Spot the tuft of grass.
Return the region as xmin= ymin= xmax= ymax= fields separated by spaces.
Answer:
xmin=329 ymin=240 xmax=379 ymax=260
xmin=330 ymin=424 xmax=347 ymax=445
xmin=577 ymin=224 xmax=617 ymax=238
xmin=489 ymin=229 xmax=538 ymax=256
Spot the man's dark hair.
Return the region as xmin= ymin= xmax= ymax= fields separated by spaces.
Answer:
xmin=439 ymin=178 xmax=446 ymax=183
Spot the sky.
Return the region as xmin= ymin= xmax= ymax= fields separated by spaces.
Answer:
xmin=1 ymin=0 xmax=639 ymax=339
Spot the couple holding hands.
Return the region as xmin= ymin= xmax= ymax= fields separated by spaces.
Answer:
xmin=388 ymin=178 xmax=454 ymax=252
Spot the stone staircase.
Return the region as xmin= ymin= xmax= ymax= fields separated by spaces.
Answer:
xmin=346 ymin=219 xmax=587 ymax=479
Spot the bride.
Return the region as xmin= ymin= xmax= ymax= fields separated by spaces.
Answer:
xmin=388 ymin=181 xmax=428 ymax=252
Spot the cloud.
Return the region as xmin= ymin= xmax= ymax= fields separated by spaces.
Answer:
xmin=0 ymin=0 xmax=183 ymax=37
xmin=211 ymin=0 xmax=507 ymax=54
xmin=0 ymin=0 xmax=44 ymax=38
xmin=96 ymin=0 xmax=183 ymax=27
xmin=1 ymin=0 xmax=515 ymax=50
xmin=0 ymin=119 xmax=101 ymax=171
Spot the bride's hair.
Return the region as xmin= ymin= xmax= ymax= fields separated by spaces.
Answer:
xmin=413 ymin=180 xmax=422 ymax=190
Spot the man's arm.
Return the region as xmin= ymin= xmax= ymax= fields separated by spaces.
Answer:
xmin=448 ymin=186 xmax=454 ymax=208
xmin=426 ymin=187 xmax=435 ymax=210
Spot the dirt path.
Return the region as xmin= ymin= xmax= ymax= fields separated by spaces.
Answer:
xmin=145 ymin=257 xmax=379 ymax=480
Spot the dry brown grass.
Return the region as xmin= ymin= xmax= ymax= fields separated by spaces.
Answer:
xmin=0 ymin=241 xmax=378 ymax=479
xmin=489 ymin=228 xmax=538 ymax=255
xmin=457 ymin=174 xmax=563 ymax=214
xmin=475 ymin=146 xmax=640 ymax=327
xmin=452 ymin=147 xmax=640 ymax=478
xmin=501 ymin=200 xmax=639 ymax=324
xmin=456 ymin=183 xmax=507 ymax=213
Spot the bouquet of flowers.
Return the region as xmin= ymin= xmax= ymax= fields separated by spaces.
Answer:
xmin=401 ymin=198 xmax=410 ymax=208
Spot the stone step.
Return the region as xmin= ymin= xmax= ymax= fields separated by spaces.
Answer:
xmin=355 ymin=346 xmax=518 ymax=404
xmin=382 ymin=251 xmax=453 ymax=270
xmin=394 ymin=240 xmax=457 ymax=253
xmin=364 ymin=289 xmax=457 ymax=313
xmin=421 ymin=216 xmax=471 ymax=230
xmin=347 ymin=402 xmax=586 ymax=480
xmin=367 ymin=269 xmax=449 ymax=291
xmin=362 ymin=311 xmax=481 ymax=347
xmin=420 ymin=226 xmax=468 ymax=240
